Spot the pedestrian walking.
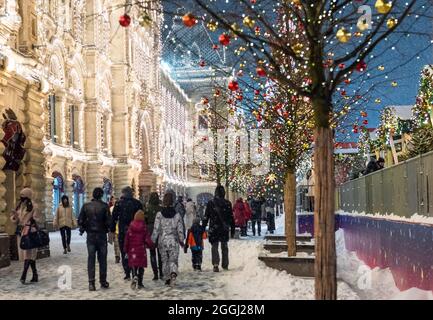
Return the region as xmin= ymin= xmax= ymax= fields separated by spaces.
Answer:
xmin=110 ymin=186 xmax=143 ymax=280
xmin=250 ymin=197 xmax=263 ymax=236
xmin=151 ymin=192 xmax=185 ymax=287
xmin=78 ymin=188 xmax=111 ymax=291
xmin=233 ymin=198 xmax=248 ymax=237
xmin=124 ymin=210 xmax=154 ymax=290
xmin=184 ymin=217 xmax=207 ymax=271
xmin=265 ymin=200 xmax=276 ymax=234
xmin=108 ymin=196 xmax=120 ymax=264
xmin=203 ymin=185 xmax=235 ymax=272
xmin=184 ymin=198 xmax=196 ymax=231
xmin=10 ymin=188 xmax=42 ymax=284
xmin=53 ymin=195 xmax=77 ymax=254
xmin=144 ymin=192 xmax=163 ymax=280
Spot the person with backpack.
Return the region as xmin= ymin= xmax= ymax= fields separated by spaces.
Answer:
xmin=110 ymin=186 xmax=143 ymax=280
xmin=184 ymin=217 xmax=207 ymax=271
xmin=10 ymin=188 xmax=42 ymax=284
xmin=203 ymin=185 xmax=235 ymax=272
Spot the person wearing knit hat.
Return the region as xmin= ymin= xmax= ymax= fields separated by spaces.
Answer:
xmin=184 ymin=217 xmax=207 ymax=271
xmin=110 ymin=186 xmax=143 ymax=280
xmin=10 ymin=187 xmax=42 ymax=284
xmin=124 ymin=210 xmax=154 ymax=290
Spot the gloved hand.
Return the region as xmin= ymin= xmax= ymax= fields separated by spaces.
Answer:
xmin=184 ymin=245 xmax=188 ymax=254
xmin=79 ymin=228 xmax=84 ymax=236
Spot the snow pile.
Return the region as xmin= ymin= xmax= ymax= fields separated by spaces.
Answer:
xmin=336 ymin=229 xmax=433 ymax=300
xmin=337 ymin=210 xmax=433 ymax=226
xmin=222 ymin=240 xmax=358 ymax=300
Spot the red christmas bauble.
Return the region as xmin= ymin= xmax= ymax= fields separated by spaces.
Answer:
xmin=228 ymin=80 xmax=239 ymax=91
xmin=182 ymin=13 xmax=197 ymax=27
xmin=256 ymin=67 xmax=266 ymax=77
xmin=219 ymin=33 xmax=231 ymax=46
xmin=356 ymin=61 xmax=367 ymax=72
xmin=119 ymin=14 xmax=131 ymax=27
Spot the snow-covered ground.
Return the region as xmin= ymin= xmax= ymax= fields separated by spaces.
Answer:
xmin=336 ymin=229 xmax=433 ymax=300
xmin=0 ymin=216 xmax=359 ymax=300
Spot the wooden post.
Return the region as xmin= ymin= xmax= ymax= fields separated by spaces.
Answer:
xmin=284 ymin=171 xmax=297 ymax=256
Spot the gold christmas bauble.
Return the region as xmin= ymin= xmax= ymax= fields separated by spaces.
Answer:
xmin=336 ymin=28 xmax=351 ymax=43
xmin=207 ymin=20 xmax=218 ymax=32
xmin=375 ymin=0 xmax=392 ymax=14
xmin=386 ymin=17 xmax=398 ymax=29
xmin=243 ymin=16 xmax=255 ymax=28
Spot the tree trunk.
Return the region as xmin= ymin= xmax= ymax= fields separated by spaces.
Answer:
xmin=284 ymin=171 xmax=296 ymax=256
xmin=313 ymin=126 xmax=336 ymax=300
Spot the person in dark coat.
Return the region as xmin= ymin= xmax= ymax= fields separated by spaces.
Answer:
xmin=124 ymin=210 xmax=154 ymax=290
xmin=78 ymin=188 xmax=112 ymax=291
xmin=110 ymin=186 xmax=143 ymax=280
xmin=184 ymin=217 xmax=207 ymax=271
xmin=250 ymin=197 xmax=263 ymax=236
xmin=144 ymin=192 xmax=163 ymax=280
xmin=202 ymin=185 xmax=235 ymax=272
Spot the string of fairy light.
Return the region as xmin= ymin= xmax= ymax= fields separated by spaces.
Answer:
xmin=113 ymin=0 xmax=432 ymax=199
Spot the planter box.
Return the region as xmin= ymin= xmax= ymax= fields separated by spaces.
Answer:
xmin=0 ymin=233 xmax=10 ymax=268
xmin=263 ymin=241 xmax=315 ymax=254
xmin=258 ymin=253 xmax=315 ymax=277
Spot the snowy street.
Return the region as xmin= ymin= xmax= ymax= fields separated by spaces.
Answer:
xmin=0 ymin=221 xmax=359 ymax=300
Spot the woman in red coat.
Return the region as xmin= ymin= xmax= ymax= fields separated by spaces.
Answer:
xmin=233 ymin=198 xmax=248 ymax=236
xmin=124 ymin=210 xmax=154 ymax=289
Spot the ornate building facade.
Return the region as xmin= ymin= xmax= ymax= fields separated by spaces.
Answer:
xmin=0 ymin=0 xmax=165 ymax=267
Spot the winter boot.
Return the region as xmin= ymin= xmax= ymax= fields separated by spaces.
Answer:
xmin=138 ymin=272 xmax=144 ymax=289
xmin=63 ymin=248 xmax=67 ymax=254
xmin=213 ymin=265 xmax=220 ymax=273
xmin=20 ymin=260 xmax=30 ymax=284
xmin=67 ymin=245 xmax=71 ymax=252
xmin=170 ymin=273 xmax=177 ymax=288
xmin=100 ymin=281 xmax=110 ymax=289
xmin=197 ymin=265 xmax=202 ymax=272
xmin=124 ymin=274 xmax=131 ymax=281
xmin=131 ymin=276 xmax=138 ymax=290
xmin=152 ymin=273 xmax=159 ymax=281
xmin=89 ymin=281 xmax=96 ymax=291
xmin=30 ymin=260 xmax=38 ymax=283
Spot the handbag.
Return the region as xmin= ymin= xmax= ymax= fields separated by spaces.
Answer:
xmin=20 ymin=219 xmax=50 ymax=250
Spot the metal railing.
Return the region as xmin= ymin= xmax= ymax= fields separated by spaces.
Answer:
xmin=337 ymin=151 xmax=433 ymax=218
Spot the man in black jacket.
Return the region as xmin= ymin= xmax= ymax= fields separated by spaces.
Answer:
xmin=203 ymin=185 xmax=235 ymax=272
xmin=250 ymin=197 xmax=263 ymax=236
xmin=110 ymin=186 xmax=143 ymax=280
xmin=78 ymin=188 xmax=111 ymax=291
